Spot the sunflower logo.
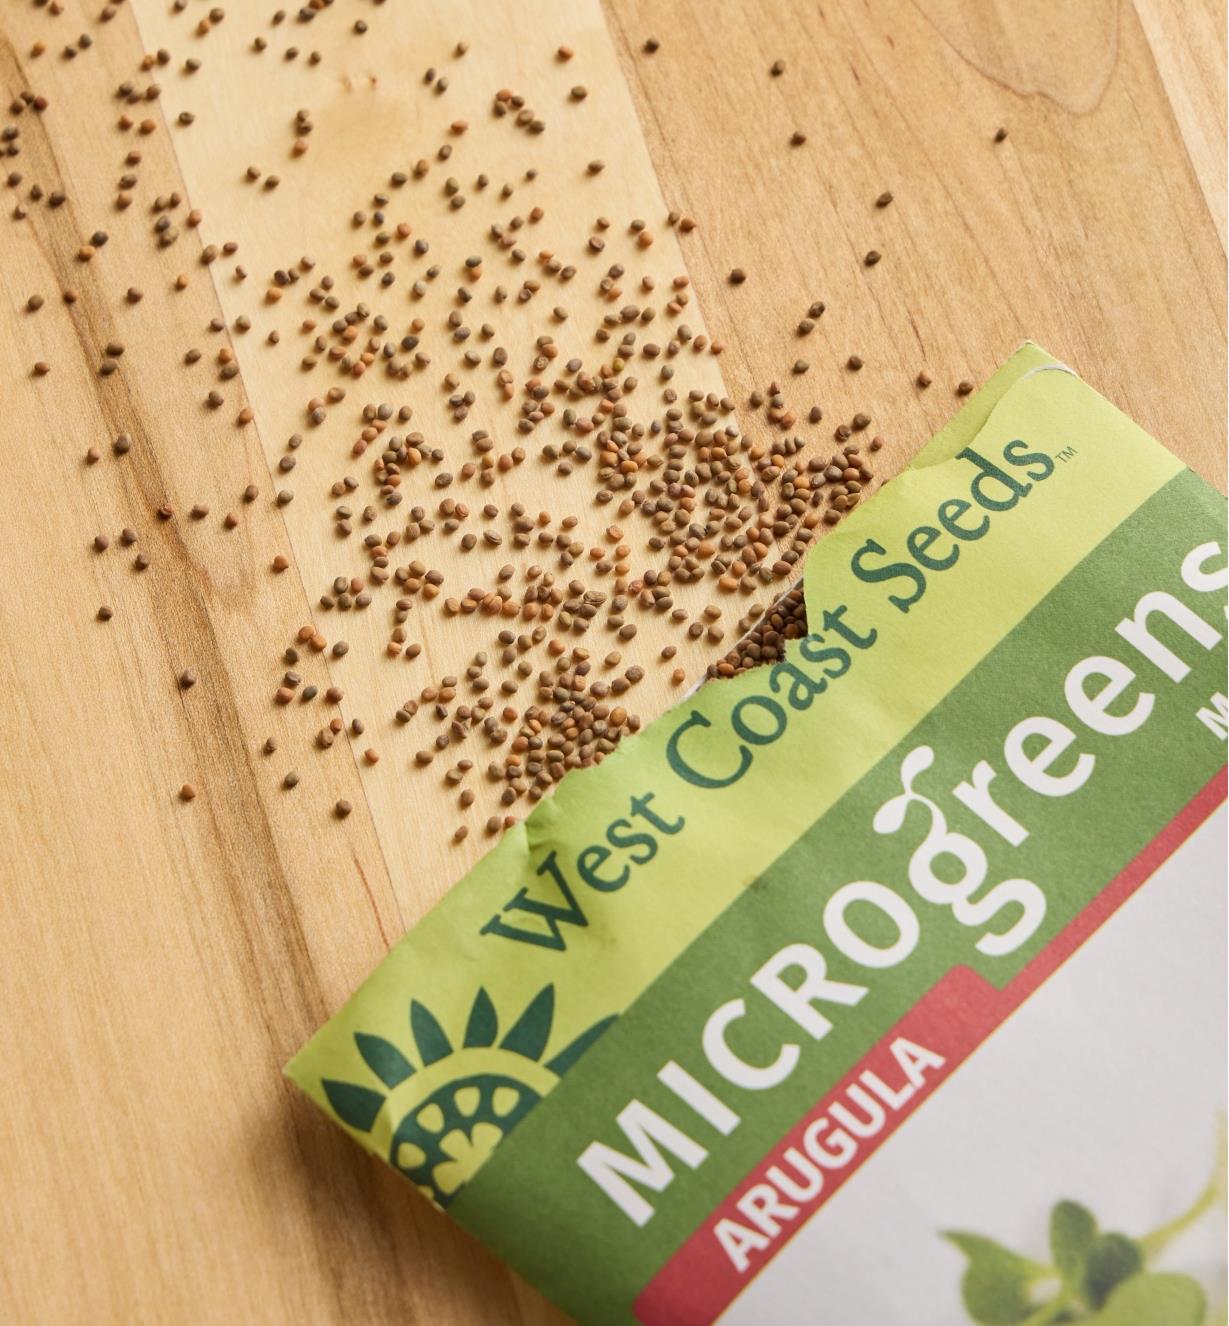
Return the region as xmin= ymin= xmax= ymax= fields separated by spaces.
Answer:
xmin=321 ymin=984 xmax=614 ymax=1207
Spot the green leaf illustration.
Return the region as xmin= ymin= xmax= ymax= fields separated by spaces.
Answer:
xmin=463 ymin=987 xmax=499 ymax=1048
xmin=1089 ymin=1271 xmax=1205 ymax=1325
xmin=500 ymin=984 xmax=555 ymax=1061
xmin=945 ymin=1123 xmax=1223 ymax=1323
xmin=1081 ymin=1233 xmax=1143 ymax=1308
xmin=1049 ymin=1200 xmax=1098 ymax=1290
xmin=944 ymin=1232 xmax=1049 ymax=1324
xmin=322 ymin=1078 xmax=385 ymax=1131
xmin=409 ymin=999 xmax=453 ymax=1065
xmin=354 ymin=1032 xmax=414 ymax=1088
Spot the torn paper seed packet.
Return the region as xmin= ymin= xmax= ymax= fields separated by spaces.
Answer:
xmin=289 ymin=343 xmax=1228 ymax=1326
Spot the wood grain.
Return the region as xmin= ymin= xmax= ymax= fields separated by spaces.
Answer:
xmin=0 ymin=0 xmax=1222 ymax=1323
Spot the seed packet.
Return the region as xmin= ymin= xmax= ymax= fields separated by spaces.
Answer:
xmin=288 ymin=343 xmax=1227 ymax=1325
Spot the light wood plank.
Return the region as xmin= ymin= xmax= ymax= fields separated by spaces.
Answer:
xmin=124 ymin=0 xmax=733 ymax=927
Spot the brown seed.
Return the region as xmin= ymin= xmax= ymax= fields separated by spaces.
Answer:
xmin=994 ymin=127 xmax=1008 ymax=143
xmin=283 ymin=771 xmax=299 ymax=789
xmin=728 ymin=268 xmax=746 ymax=285
xmin=179 ymin=668 xmax=197 ymax=689
xmin=363 ymin=749 xmax=379 ymax=765
xmin=789 ymin=130 xmax=807 ymax=146
xmin=334 ymin=799 xmax=352 ymax=818
xmin=179 ymin=784 xmax=196 ymax=802
xmin=770 ymin=59 xmax=785 ymax=76
xmin=847 ymin=355 xmax=863 ymax=371
xmin=864 ymin=250 xmax=881 ymax=266
xmin=916 ymin=369 xmax=932 ymax=388
xmin=956 ymin=379 xmax=974 ymax=396
xmin=97 ymin=605 xmax=114 ymax=622
xmin=876 ymin=191 xmax=893 ymax=207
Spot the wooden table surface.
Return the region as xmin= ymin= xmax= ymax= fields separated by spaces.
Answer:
xmin=1 ymin=1 xmax=1223 ymax=1323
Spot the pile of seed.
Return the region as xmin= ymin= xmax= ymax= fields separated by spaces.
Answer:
xmin=706 ymin=583 xmax=809 ymax=681
xmin=11 ymin=6 xmax=987 ymax=847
